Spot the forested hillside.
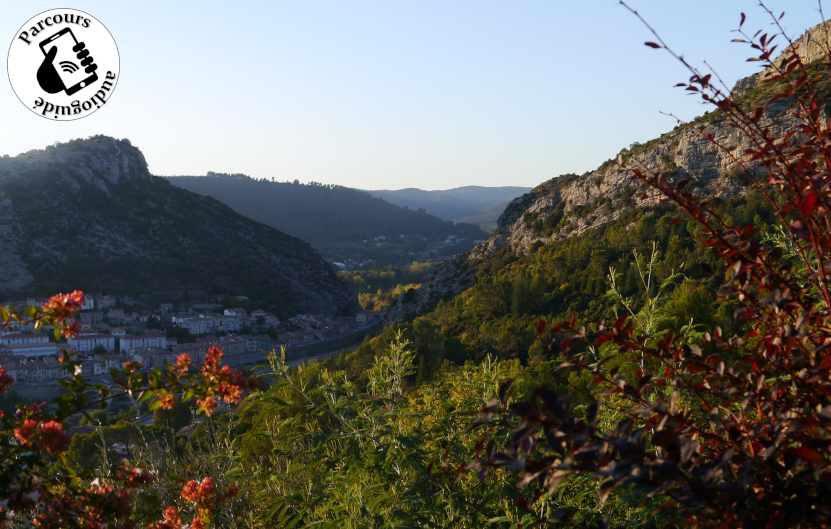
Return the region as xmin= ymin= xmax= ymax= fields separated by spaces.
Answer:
xmin=0 ymin=137 xmax=355 ymax=316
xmin=332 ymin=189 xmax=771 ymax=383
xmin=168 ymin=173 xmax=488 ymax=263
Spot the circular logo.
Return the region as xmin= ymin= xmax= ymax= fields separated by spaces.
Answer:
xmin=7 ymin=9 xmax=119 ymax=121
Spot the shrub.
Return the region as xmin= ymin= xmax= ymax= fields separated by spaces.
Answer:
xmin=468 ymin=6 xmax=831 ymax=528
xmin=0 ymin=292 xmax=257 ymax=527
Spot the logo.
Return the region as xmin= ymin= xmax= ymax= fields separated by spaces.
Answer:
xmin=7 ymin=9 xmax=119 ymax=121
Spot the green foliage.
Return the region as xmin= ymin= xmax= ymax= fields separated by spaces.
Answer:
xmin=153 ymin=400 xmax=193 ymax=432
xmin=217 ymin=340 xmax=655 ymax=528
xmin=357 ymin=283 xmax=420 ymax=311
xmin=65 ymin=429 xmax=108 ymax=470
xmin=79 ymin=408 xmax=109 ymax=426
xmin=367 ymin=331 xmax=416 ymax=397
xmin=398 ymin=189 xmax=775 ymax=376
xmin=342 ymin=262 xmax=440 ymax=311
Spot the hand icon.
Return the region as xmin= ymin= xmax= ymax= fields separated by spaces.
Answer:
xmin=36 ymin=46 xmax=64 ymax=94
xmin=36 ymin=41 xmax=98 ymax=95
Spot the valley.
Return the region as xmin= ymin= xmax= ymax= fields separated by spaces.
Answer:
xmin=3 ymin=8 xmax=831 ymax=528
xmin=167 ymin=173 xmax=493 ymax=266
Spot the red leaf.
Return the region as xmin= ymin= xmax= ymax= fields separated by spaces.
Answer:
xmin=536 ymin=319 xmax=547 ymax=336
xmin=798 ymin=191 xmax=819 ymax=218
xmin=644 ymin=42 xmax=662 ymax=49
xmin=740 ymin=12 xmax=746 ymax=28
xmin=795 ymin=446 xmax=824 ymax=465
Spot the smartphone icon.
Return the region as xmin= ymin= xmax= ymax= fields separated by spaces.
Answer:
xmin=39 ymin=28 xmax=98 ymax=95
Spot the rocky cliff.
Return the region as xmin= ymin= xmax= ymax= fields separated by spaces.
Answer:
xmin=0 ymin=136 xmax=357 ymax=316
xmin=387 ymin=21 xmax=831 ymax=322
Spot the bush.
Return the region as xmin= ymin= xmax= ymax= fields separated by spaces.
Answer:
xmin=469 ymin=9 xmax=831 ymax=528
xmin=0 ymin=292 xmax=257 ymax=527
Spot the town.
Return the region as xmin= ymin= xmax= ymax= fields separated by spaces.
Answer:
xmin=0 ymin=293 xmax=382 ymax=388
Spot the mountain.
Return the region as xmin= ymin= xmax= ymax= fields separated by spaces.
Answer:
xmin=440 ymin=185 xmax=535 ymax=205
xmin=369 ymin=188 xmax=488 ymax=221
xmin=166 ymin=174 xmax=489 ymax=264
xmin=387 ymin=21 xmax=829 ymax=325
xmin=0 ymin=137 xmax=355 ymax=317
xmin=368 ymin=186 xmax=532 ymax=225
xmin=455 ymin=200 xmax=515 ymax=231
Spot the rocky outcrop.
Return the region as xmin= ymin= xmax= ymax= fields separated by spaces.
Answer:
xmin=387 ymin=21 xmax=829 ymax=322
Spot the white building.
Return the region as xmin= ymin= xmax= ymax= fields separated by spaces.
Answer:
xmin=92 ymin=353 xmax=126 ymax=375
xmin=176 ymin=316 xmax=210 ymax=335
xmin=81 ymin=296 xmax=95 ymax=310
xmin=120 ymin=334 xmax=168 ymax=352
xmin=26 ymin=297 xmax=49 ymax=307
xmin=0 ymin=333 xmax=50 ymax=346
xmin=2 ymin=343 xmax=59 ymax=358
xmin=95 ymin=295 xmax=116 ymax=309
xmin=68 ymin=334 xmax=115 ymax=352
xmin=218 ymin=315 xmax=244 ymax=333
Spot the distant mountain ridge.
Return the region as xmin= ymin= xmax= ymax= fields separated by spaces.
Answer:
xmin=455 ymin=201 xmax=515 ymax=229
xmin=166 ymin=174 xmax=488 ymax=260
xmin=368 ymin=186 xmax=531 ymax=226
xmin=0 ymin=137 xmax=356 ymax=317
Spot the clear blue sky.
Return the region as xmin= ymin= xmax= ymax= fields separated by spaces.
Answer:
xmin=0 ymin=1 xmax=821 ymax=190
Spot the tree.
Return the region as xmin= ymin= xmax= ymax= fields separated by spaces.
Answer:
xmin=79 ymin=408 xmax=109 ymax=426
xmin=65 ymin=430 xmax=106 ymax=470
xmin=153 ymin=400 xmax=193 ymax=432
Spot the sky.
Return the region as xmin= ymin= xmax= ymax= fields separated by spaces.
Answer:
xmin=0 ymin=1 xmax=824 ymax=190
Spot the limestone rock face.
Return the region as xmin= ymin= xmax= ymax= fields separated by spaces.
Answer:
xmin=387 ymin=21 xmax=829 ymax=322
